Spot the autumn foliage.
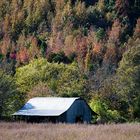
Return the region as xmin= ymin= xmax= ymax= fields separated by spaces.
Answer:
xmin=0 ymin=0 xmax=140 ymax=122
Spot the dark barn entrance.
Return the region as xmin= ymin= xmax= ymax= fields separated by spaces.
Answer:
xmin=75 ymin=115 xmax=83 ymax=123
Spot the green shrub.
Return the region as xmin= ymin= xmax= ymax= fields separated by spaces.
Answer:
xmin=90 ymin=97 xmax=125 ymax=123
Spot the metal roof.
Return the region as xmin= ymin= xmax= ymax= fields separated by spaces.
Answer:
xmin=13 ymin=97 xmax=80 ymax=116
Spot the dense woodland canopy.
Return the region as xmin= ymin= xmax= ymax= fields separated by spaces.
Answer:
xmin=0 ymin=0 xmax=140 ymax=123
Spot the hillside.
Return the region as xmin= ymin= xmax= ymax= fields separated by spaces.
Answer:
xmin=0 ymin=0 xmax=140 ymax=122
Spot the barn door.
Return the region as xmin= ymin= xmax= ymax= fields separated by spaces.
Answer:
xmin=75 ymin=115 xmax=83 ymax=123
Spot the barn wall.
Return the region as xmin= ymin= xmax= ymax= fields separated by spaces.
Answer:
xmin=58 ymin=112 xmax=67 ymax=122
xmin=66 ymin=99 xmax=92 ymax=123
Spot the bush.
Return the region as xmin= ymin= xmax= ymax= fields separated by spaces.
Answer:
xmin=90 ymin=96 xmax=125 ymax=123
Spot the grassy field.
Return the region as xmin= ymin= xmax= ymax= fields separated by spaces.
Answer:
xmin=0 ymin=122 xmax=140 ymax=140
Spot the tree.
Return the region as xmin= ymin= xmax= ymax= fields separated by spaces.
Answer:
xmin=115 ymin=0 xmax=129 ymax=16
xmin=96 ymin=28 xmax=105 ymax=41
xmin=28 ymin=82 xmax=54 ymax=100
xmin=15 ymin=58 xmax=88 ymax=99
xmin=116 ymin=42 xmax=140 ymax=119
xmin=0 ymin=70 xmax=23 ymax=118
xmin=133 ymin=18 xmax=140 ymax=39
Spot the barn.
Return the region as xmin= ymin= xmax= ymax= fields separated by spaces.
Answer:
xmin=13 ymin=97 xmax=96 ymax=123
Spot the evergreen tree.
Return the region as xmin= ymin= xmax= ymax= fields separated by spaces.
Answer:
xmin=117 ymin=42 xmax=140 ymax=119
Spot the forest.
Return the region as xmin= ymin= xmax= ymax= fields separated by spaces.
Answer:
xmin=0 ymin=0 xmax=140 ymax=123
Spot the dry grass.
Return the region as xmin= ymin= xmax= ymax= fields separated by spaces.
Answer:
xmin=0 ymin=122 xmax=140 ymax=140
